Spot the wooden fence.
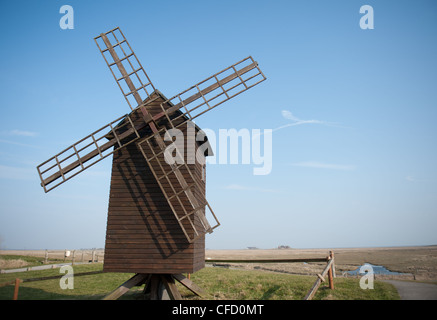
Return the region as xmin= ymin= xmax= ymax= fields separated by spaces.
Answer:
xmin=206 ymin=250 xmax=336 ymax=300
xmin=44 ymin=249 xmax=103 ymax=264
xmin=303 ymin=251 xmax=335 ymax=300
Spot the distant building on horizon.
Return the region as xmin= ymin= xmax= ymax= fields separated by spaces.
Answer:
xmin=277 ymin=245 xmax=291 ymax=249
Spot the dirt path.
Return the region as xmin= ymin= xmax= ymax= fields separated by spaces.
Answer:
xmin=383 ymin=280 xmax=437 ymax=300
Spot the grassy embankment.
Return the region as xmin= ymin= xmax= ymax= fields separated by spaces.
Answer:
xmin=0 ymin=255 xmax=399 ymax=300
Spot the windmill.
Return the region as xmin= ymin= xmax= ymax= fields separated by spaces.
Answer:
xmin=36 ymin=27 xmax=266 ymax=299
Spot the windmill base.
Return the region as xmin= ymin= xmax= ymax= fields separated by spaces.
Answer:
xmin=103 ymin=273 xmax=205 ymax=300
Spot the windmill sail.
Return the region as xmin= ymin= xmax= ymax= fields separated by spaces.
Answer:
xmin=38 ymin=27 xmax=158 ymax=193
xmin=137 ymin=130 xmax=220 ymax=243
xmin=135 ymin=57 xmax=266 ymax=242
xmin=37 ymin=26 xmax=266 ymax=245
xmin=37 ymin=114 xmax=140 ymax=192
xmin=151 ymin=56 xmax=266 ymax=128
xmin=94 ymin=27 xmax=157 ymax=110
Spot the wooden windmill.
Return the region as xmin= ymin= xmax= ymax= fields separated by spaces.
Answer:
xmin=36 ymin=27 xmax=266 ymax=299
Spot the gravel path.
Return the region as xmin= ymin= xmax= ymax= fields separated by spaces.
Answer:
xmin=383 ymin=280 xmax=437 ymax=300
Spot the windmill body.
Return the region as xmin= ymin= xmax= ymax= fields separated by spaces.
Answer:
xmin=105 ymin=91 xmax=208 ymax=274
xmin=36 ymin=27 xmax=265 ymax=299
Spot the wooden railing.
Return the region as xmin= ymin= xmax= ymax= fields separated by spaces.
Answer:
xmin=206 ymin=250 xmax=336 ymax=300
xmin=303 ymin=251 xmax=335 ymax=300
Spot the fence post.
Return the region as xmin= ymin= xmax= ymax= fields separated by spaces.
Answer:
xmin=328 ymin=262 xmax=334 ymax=290
xmin=304 ymin=257 xmax=335 ymax=300
xmin=330 ymin=251 xmax=336 ymax=278
xmin=92 ymin=250 xmax=95 ymax=263
xmin=44 ymin=250 xmax=48 ymax=264
xmin=72 ymin=250 xmax=76 ymax=265
xmin=328 ymin=251 xmax=334 ymax=290
xmin=13 ymin=278 xmax=20 ymax=300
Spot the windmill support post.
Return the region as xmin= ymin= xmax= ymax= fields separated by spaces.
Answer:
xmin=103 ymin=273 xmax=204 ymax=300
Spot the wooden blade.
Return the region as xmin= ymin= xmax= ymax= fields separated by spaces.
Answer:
xmin=150 ymin=56 xmax=266 ymax=129
xmin=136 ymin=129 xmax=220 ymax=243
xmin=37 ymin=114 xmax=141 ymax=193
xmin=94 ymin=27 xmax=157 ymax=111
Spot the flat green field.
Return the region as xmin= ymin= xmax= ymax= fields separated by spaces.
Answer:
xmin=0 ymin=261 xmax=399 ymax=300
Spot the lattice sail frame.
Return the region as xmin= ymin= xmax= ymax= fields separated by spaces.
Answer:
xmin=137 ymin=133 xmax=219 ymax=243
xmin=37 ymin=114 xmax=140 ymax=192
xmin=94 ymin=27 xmax=157 ymax=110
xmin=134 ymin=56 xmax=265 ymax=242
xmin=150 ymin=56 xmax=266 ymax=130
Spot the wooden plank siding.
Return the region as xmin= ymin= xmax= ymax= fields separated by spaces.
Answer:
xmin=103 ymin=92 xmax=207 ymax=274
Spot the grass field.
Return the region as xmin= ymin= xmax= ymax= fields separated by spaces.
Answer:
xmin=0 ymin=255 xmax=47 ymax=269
xmin=0 ymin=260 xmax=400 ymax=300
xmin=206 ymin=246 xmax=437 ymax=281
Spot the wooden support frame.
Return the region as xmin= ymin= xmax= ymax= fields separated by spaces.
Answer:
xmin=103 ymin=273 xmax=205 ymax=300
xmin=160 ymin=275 xmax=183 ymax=300
xmin=103 ymin=273 xmax=148 ymax=300
xmin=172 ymin=273 xmax=205 ymax=296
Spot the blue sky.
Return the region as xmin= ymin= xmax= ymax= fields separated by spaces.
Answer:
xmin=0 ymin=0 xmax=436 ymax=249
